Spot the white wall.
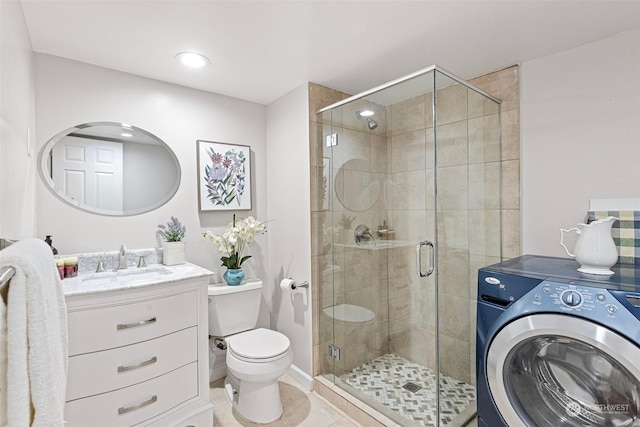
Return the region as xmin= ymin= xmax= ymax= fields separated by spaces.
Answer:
xmin=33 ymin=54 xmax=269 ymax=288
xmin=521 ymin=28 xmax=640 ymax=257
xmin=265 ymin=84 xmax=313 ymax=385
xmin=0 ymin=1 xmax=36 ymax=240
xmin=123 ymin=142 xmax=178 ymax=212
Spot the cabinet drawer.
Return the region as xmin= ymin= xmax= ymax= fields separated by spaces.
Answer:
xmin=67 ymin=291 xmax=196 ymax=355
xmin=64 ymin=362 xmax=197 ymax=427
xmin=66 ymin=327 xmax=197 ymax=401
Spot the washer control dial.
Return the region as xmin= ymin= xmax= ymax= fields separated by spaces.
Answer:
xmin=561 ymin=290 xmax=583 ymax=307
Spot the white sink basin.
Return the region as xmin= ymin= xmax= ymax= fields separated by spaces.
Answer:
xmin=81 ymin=266 xmax=172 ymax=286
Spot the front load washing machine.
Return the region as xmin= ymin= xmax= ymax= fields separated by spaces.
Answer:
xmin=477 ymin=255 xmax=640 ymax=427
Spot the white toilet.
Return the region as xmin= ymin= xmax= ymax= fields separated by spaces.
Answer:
xmin=208 ymin=280 xmax=293 ymax=423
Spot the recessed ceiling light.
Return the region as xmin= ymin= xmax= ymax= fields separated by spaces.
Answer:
xmin=357 ymin=109 xmax=375 ymax=118
xmin=175 ymin=51 xmax=210 ymax=68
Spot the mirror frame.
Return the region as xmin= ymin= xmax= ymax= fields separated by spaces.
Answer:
xmin=39 ymin=121 xmax=181 ymax=216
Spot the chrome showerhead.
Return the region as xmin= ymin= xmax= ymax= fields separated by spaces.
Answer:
xmin=366 ymin=118 xmax=378 ymax=130
xmin=356 ymin=110 xmax=378 ymax=130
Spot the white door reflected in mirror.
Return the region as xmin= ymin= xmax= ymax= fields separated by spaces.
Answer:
xmin=52 ymin=138 xmax=124 ymax=211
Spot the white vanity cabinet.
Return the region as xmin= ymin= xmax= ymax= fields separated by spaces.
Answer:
xmin=63 ymin=264 xmax=213 ymax=427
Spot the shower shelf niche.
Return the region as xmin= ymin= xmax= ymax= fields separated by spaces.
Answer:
xmin=333 ymin=240 xmax=415 ymax=250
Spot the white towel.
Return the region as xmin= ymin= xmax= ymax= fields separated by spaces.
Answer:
xmin=0 ymin=239 xmax=68 ymax=427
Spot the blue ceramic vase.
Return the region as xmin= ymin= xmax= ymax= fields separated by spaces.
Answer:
xmin=223 ymin=268 xmax=244 ymax=286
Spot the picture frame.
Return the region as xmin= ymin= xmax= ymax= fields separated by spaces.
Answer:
xmin=197 ymin=140 xmax=251 ymax=211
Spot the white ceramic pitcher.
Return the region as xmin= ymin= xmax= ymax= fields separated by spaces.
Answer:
xmin=560 ymin=216 xmax=619 ymax=275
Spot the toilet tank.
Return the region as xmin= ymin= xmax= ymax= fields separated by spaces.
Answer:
xmin=207 ymin=280 xmax=262 ymax=337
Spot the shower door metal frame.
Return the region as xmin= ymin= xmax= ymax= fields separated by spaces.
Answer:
xmin=317 ymin=64 xmax=500 ymax=114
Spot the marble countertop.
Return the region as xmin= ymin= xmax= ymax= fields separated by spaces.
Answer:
xmin=62 ymin=262 xmax=214 ymax=297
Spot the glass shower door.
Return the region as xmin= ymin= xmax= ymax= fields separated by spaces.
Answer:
xmin=383 ymin=77 xmax=440 ymax=426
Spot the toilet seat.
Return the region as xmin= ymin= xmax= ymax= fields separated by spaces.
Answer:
xmin=228 ymin=328 xmax=290 ymax=363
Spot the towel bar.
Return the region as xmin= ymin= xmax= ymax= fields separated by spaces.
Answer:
xmin=0 ymin=266 xmax=15 ymax=287
xmin=0 ymin=266 xmax=15 ymax=302
xmin=0 ymin=238 xmax=18 ymax=299
xmin=0 ymin=237 xmax=17 ymax=250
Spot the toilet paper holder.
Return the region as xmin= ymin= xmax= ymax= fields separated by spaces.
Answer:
xmin=289 ymin=278 xmax=309 ymax=290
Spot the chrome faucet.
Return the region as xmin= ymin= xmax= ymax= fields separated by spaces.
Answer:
xmin=354 ymin=224 xmax=376 ymax=246
xmin=118 ymin=245 xmax=128 ymax=270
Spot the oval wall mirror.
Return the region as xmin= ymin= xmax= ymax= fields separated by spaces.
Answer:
xmin=39 ymin=122 xmax=181 ymax=216
xmin=334 ymin=158 xmax=381 ymax=212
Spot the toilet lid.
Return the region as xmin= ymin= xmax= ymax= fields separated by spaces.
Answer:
xmin=228 ymin=328 xmax=290 ymax=360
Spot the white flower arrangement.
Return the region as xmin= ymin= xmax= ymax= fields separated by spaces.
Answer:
xmin=203 ymin=215 xmax=267 ymax=269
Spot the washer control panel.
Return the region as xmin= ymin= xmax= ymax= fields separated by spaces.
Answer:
xmin=561 ymin=289 xmax=582 ymax=307
xmin=529 ymin=281 xmax=619 ymax=316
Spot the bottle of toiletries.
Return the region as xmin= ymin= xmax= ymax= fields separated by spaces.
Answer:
xmin=64 ymin=257 xmax=78 ymax=278
xmin=378 ymin=220 xmax=388 ymax=239
xmin=56 ymin=259 xmax=65 ymax=280
xmin=44 ymin=235 xmax=58 ymax=255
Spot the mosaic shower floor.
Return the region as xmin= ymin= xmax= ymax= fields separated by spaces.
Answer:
xmin=340 ymin=353 xmax=476 ymax=426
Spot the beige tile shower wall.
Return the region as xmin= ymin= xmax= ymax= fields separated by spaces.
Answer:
xmin=470 ymin=66 xmax=521 ymax=261
xmin=468 ymin=66 xmax=521 ymax=385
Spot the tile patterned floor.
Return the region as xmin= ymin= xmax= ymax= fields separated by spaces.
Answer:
xmin=340 ymin=353 xmax=476 ymax=426
xmin=210 ymin=374 xmax=362 ymax=426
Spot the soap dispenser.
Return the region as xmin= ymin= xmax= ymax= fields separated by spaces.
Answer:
xmin=44 ymin=235 xmax=58 ymax=255
xmin=377 ymin=220 xmax=388 ymax=238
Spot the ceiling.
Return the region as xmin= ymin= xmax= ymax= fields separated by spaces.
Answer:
xmin=20 ymin=0 xmax=640 ymax=105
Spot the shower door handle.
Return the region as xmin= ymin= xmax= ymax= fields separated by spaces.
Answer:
xmin=416 ymin=240 xmax=434 ymax=277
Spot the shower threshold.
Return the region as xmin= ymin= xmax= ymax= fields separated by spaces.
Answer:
xmin=337 ymin=353 xmax=476 ymax=427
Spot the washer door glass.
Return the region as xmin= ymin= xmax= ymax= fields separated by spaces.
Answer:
xmin=487 ymin=314 xmax=640 ymax=427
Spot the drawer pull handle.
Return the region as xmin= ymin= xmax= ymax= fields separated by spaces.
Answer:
xmin=117 ymin=317 xmax=157 ymax=330
xmin=117 ymin=356 xmax=157 ymax=373
xmin=118 ymin=394 xmax=158 ymax=415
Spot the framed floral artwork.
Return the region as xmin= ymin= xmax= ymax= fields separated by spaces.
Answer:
xmin=197 ymin=140 xmax=251 ymax=211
